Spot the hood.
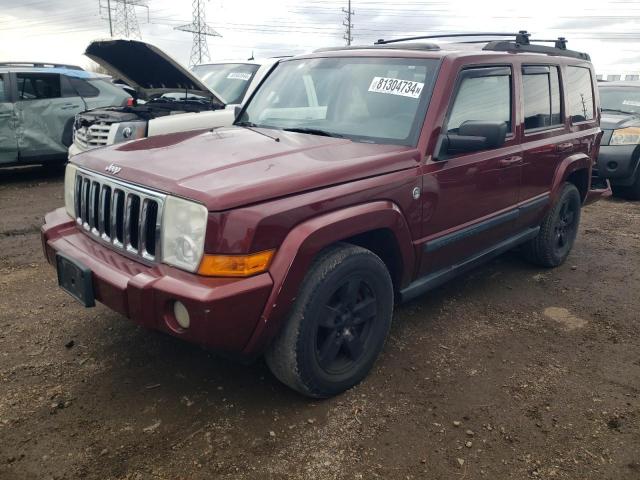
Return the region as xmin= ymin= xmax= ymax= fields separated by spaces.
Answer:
xmin=601 ymin=111 xmax=640 ymax=130
xmin=74 ymin=127 xmax=420 ymax=211
xmin=85 ymin=39 xmax=224 ymax=107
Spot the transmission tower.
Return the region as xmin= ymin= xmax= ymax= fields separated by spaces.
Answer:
xmin=100 ymin=0 xmax=148 ymax=39
xmin=175 ymin=0 xmax=221 ymax=67
xmin=342 ymin=0 xmax=354 ymax=46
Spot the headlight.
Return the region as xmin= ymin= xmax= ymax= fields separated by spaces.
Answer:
xmin=64 ymin=163 xmax=78 ymax=219
xmin=161 ymin=196 xmax=208 ymax=272
xmin=113 ymin=121 xmax=147 ymax=144
xmin=610 ymin=127 xmax=640 ymax=145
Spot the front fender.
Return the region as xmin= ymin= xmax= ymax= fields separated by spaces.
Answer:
xmin=241 ymin=200 xmax=414 ymax=356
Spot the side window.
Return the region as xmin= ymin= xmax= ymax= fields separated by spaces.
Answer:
xmin=16 ymin=73 xmax=62 ymax=100
xmin=68 ymin=77 xmax=100 ymax=98
xmin=566 ymin=66 xmax=595 ymax=123
xmin=522 ymin=65 xmax=562 ymax=130
xmin=447 ymin=69 xmax=512 ymax=133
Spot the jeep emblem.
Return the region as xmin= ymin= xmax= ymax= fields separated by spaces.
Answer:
xmin=105 ymin=164 xmax=122 ymax=175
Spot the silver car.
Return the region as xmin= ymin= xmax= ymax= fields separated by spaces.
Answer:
xmin=0 ymin=62 xmax=129 ymax=167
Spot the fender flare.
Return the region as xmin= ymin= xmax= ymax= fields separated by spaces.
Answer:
xmin=241 ymin=200 xmax=415 ymax=356
xmin=550 ymin=153 xmax=591 ymax=203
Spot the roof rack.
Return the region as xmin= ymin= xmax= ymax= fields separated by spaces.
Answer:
xmin=374 ymin=31 xmax=589 ymax=61
xmin=0 ymin=62 xmax=84 ymax=70
xmin=375 ymin=32 xmax=531 ymax=45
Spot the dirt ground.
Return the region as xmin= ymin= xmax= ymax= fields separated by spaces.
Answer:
xmin=1 ymin=165 xmax=639 ymax=480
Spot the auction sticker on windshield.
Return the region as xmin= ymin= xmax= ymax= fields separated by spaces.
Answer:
xmin=368 ymin=77 xmax=424 ymax=98
xmin=227 ymin=72 xmax=252 ymax=81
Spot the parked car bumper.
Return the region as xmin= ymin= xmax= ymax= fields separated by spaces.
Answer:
xmin=596 ymin=144 xmax=640 ymax=187
xmin=41 ymin=208 xmax=274 ymax=355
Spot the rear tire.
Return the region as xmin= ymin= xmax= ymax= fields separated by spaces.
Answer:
xmin=522 ymin=183 xmax=582 ymax=267
xmin=265 ymin=244 xmax=393 ymax=398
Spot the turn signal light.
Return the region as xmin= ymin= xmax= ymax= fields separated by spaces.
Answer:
xmin=197 ymin=250 xmax=275 ymax=277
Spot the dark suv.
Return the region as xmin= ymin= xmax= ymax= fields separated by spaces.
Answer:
xmin=42 ymin=32 xmax=610 ymax=397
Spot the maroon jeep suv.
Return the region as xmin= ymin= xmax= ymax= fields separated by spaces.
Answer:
xmin=42 ymin=32 xmax=610 ymax=397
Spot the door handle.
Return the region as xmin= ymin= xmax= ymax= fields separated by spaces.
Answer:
xmin=498 ymin=156 xmax=522 ymax=167
xmin=556 ymin=142 xmax=574 ymax=153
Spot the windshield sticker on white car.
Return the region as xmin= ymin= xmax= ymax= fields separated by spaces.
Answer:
xmin=227 ymin=72 xmax=252 ymax=81
xmin=622 ymin=99 xmax=640 ymax=107
xmin=368 ymin=77 xmax=424 ymax=98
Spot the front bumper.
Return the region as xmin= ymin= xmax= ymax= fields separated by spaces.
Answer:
xmin=42 ymin=208 xmax=273 ymax=355
xmin=68 ymin=143 xmax=82 ymax=159
xmin=596 ymin=144 xmax=639 ymax=186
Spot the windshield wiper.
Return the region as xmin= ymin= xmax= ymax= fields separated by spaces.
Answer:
xmin=235 ymin=121 xmax=280 ymax=142
xmin=602 ymin=108 xmax=636 ymax=115
xmin=282 ymin=127 xmax=344 ymax=138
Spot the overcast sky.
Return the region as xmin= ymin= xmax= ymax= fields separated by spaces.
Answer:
xmin=1 ymin=0 xmax=639 ymax=74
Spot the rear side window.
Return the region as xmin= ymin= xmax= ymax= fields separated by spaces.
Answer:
xmin=522 ymin=65 xmax=562 ymax=130
xmin=447 ymin=69 xmax=512 ymax=133
xmin=566 ymin=66 xmax=595 ymax=123
xmin=17 ymin=73 xmax=61 ymax=100
xmin=68 ymin=77 xmax=100 ymax=97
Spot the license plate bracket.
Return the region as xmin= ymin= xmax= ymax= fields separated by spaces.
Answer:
xmin=56 ymin=253 xmax=95 ymax=307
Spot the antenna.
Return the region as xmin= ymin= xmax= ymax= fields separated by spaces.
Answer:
xmin=175 ymin=0 xmax=222 ymax=67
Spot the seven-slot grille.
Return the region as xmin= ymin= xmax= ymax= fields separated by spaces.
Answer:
xmin=74 ymin=169 xmax=165 ymax=263
xmin=73 ymin=123 xmax=112 ymax=151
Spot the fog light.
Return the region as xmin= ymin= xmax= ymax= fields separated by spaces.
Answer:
xmin=173 ymin=301 xmax=190 ymax=329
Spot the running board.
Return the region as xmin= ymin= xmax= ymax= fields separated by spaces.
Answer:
xmin=399 ymin=227 xmax=540 ymax=303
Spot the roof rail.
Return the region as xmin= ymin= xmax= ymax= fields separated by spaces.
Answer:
xmin=375 ymin=31 xmax=531 ymax=45
xmin=374 ymin=31 xmax=589 ymax=61
xmin=0 ymin=62 xmax=84 ymax=71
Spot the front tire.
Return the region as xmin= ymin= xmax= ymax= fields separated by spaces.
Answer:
xmin=522 ymin=182 xmax=582 ymax=267
xmin=265 ymin=244 xmax=393 ymax=398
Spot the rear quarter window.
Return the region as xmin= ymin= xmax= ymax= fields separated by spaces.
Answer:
xmin=67 ymin=77 xmax=100 ymax=97
xmin=566 ymin=66 xmax=595 ymax=123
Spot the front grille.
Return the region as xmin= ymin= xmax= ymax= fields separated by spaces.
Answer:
xmin=74 ymin=168 xmax=165 ymax=263
xmin=74 ymin=123 xmax=112 ymax=151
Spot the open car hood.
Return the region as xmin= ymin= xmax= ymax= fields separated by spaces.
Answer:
xmin=85 ymin=38 xmax=225 ymax=106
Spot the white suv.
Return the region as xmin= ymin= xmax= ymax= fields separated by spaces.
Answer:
xmin=69 ymin=39 xmax=281 ymax=157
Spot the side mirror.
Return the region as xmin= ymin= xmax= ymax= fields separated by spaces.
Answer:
xmin=445 ymin=120 xmax=507 ymax=155
xmin=234 ymin=105 xmax=242 ymax=120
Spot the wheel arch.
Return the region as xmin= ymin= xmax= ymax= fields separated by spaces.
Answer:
xmin=242 ymin=200 xmax=415 ymax=356
xmin=552 ymin=153 xmax=591 ymax=203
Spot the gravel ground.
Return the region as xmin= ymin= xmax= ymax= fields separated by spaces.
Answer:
xmin=0 ymin=165 xmax=639 ymax=480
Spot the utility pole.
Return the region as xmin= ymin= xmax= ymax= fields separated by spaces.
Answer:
xmin=107 ymin=0 xmax=113 ymax=36
xmin=342 ymin=0 xmax=354 ymax=46
xmin=175 ymin=0 xmax=222 ymax=67
xmin=100 ymin=0 xmax=148 ymax=39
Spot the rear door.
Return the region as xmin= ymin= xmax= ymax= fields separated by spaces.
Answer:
xmin=14 ymin=72 xmax=83 ymax=159
xmin=0 ymin=73 xmax=18 ymax=164
xmin=419 ymin=66 xmax=523 ymax=274
xmin=519 ymin=64 xmax=569 ymax=226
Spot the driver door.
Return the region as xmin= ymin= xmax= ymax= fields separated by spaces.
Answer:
xmin=419 ymin=66 xmax=523 ymax=275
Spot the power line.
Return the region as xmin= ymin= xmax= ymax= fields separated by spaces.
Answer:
xmin=98 ymin=0 xmax=148 ymax=39
xmin=175 ymin=0 xmax=221 ymax=67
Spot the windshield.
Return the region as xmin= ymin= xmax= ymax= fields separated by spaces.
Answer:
xmin=599 ymin=87 xmax=640 ymax=114
xmin=238 ymin=57 xmax=439 ymax=146
xmin=191 ymin=63 xmax=259 ymax=104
